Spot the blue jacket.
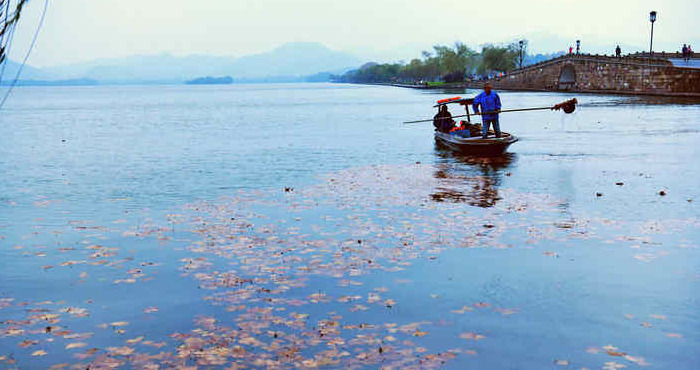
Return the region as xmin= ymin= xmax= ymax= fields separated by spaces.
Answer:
xmin=473 ymin=91 xmax=502 ymax=121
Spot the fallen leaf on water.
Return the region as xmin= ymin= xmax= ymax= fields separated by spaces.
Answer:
xmin=143 ymin=307 xmax=159 ymax=314
xmin=451 ymin=306 xmax=474 ymax=314
xmin=65 ymin=342 xmax=87 ymax=350
xmin=459 ymin=332 xmax=486 ymax=341
xmin=64 ymin=332 xmax=93 ymax=340
xmin=665 ymin=333 xmax=683 ymax=338
xmin=126 ymin=337 xmax=144 ymax=344
xmin=350 ymin=305 xmax=368 ymax=312
xmin=413 ymin=330 xmax=428 ymax=337
xmin=107 ymin=346 xmax=134 ymax=356
xmin=624 ymin=355 xmax=649 ymax=366
xmin=603 ymin=362 xmax=627 ymax=370
xmin=110 ymin=321 xmax=129 ymax=327
xmin=19 ymin=340 xmax=38 ymax=348
xmin=31 ymin=350 xmax=47 ymax=356
xmin=495 ymin=308 xmax=519 ymax=316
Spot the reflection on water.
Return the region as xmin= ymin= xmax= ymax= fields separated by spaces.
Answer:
xmin=431 ymin=146 xmax=516 ymax=208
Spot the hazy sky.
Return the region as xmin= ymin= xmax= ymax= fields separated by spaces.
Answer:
xmin=12 ymin=0 xmax=700 ymax=67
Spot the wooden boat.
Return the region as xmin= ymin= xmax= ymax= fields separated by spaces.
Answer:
xmin=434 ymin=131 xmax=518 ymax=156
xmin=432 ymin=97 xmax=518 ymax=156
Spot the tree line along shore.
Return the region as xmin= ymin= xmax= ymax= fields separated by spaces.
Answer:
xmin=332 ymin=40 xmax=563 ymax=84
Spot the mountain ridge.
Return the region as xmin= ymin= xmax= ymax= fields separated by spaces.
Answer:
xmin=29 ymin=42 xmax=362 ymax=84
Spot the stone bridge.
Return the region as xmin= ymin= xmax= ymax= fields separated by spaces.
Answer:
xmin=481 ymin=54 xmax=700 ymax=98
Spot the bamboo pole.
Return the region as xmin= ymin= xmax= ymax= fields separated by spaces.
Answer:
xmin=403 ymin=99 xmax=578 ymax=124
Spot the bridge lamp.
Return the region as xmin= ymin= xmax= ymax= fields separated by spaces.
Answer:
xmin=519 ymin=40 xmax=524 ymax=68
xmin=649 ymin=11 xmax=657 ymax=57
xmin=576 ymin=40 xmax=581 ymax=55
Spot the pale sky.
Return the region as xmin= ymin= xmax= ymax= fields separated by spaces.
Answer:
xmin=12 ymin=0 xmax=700 ymax=67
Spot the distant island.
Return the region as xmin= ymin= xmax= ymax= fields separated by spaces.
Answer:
xmin=185 ymin=76 xmax=233 ymax=85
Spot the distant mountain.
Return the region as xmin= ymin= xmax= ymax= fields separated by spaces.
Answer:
xmin=34 ymin=42 xmax=362 ymax=84
xmin=525 ymin=52 xmax=566 ymax=66
xmin=44 ymin=54 xmax=234 ymax=84
xmin=3 ymin=78 xmax=99 ymax=87
xmin=185 ymin=76 xmax=233 ymax=85
xmin=228 ymin=42 xmax=360 ymax=77
xmin=0 ymin=60 xmax=50 ymax=81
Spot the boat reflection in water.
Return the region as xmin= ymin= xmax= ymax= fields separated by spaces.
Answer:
xmin=430 ymin=145 xmax=516 ymax=208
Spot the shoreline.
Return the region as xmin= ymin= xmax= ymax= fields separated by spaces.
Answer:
xmin=370 ymin=82 xmax=700 ymax=99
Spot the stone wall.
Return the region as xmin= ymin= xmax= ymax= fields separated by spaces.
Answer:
xmin=482 ymin=55 xmax=700 ymax=97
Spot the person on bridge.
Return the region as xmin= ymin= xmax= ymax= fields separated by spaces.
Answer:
xmin=682 ymin=44 xmax=688 ymax=62
xmin=688 ymin=45 xmax=694 ymax=62
xmin=616 ymin=45 xmax=622 ymax=58
xmin=472 ymin=83 xmax=502 ymax=139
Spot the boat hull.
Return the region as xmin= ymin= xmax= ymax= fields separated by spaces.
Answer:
xmin=434 ymin=132 xmax=518 ymax=156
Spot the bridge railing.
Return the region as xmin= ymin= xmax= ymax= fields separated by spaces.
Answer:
xmin=507 ymin=53 xmax=676 ymax=77
xmin=627 ymin=51 xmax=698 ymax=59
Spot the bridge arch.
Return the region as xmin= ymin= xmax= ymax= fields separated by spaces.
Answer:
xmin=558 ymin=64 xmax=576 ymax=90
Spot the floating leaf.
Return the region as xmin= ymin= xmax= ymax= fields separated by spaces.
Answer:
xmin=65 ymin=342 xmax=87 ymax=350
xmin=459 ymin=332 xmax=486 ymax=341
xmin=143 ymin=307 xmax=159 ymax=314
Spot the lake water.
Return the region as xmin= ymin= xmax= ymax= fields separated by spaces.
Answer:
xmin=0 ymin=83 xmax=698 ymax=369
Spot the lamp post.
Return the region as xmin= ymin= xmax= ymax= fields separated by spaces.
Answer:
xmin=519 ymin=40 xmax=524 ymax=69
xmin=649 ymin=11 xmax=657 ymax=58
xmin=576 ymin=40 xmax=581 ymax=55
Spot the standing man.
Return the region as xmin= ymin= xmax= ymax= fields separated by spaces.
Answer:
xmin=688 ymin=45 xmax=694 ymax=62
xmin=615 ymin=45 xmax=622 ymax=58
xmin=472 ymin=83 xmax=502 ymax=139
xmin=682 ymin=44 xmax=688 ymax=62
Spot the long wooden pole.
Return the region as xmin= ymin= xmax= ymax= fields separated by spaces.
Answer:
xmin=403 ymin=98 xmax=578 ymax=124
xmin=404 ymin=106 xmax=555 ymax=124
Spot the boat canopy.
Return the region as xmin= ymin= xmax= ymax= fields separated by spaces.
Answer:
xmin=434 ymin=97 xmax=475 ymax=108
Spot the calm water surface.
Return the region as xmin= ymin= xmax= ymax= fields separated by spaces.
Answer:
xmin=0 ymin=84 xmax=698 ymax=369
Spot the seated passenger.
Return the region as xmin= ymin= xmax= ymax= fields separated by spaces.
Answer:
xmin=433 ymin=105 xmax=454 ymax=133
